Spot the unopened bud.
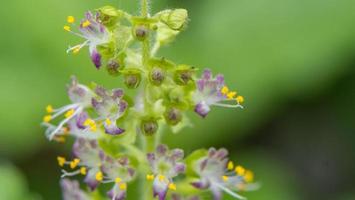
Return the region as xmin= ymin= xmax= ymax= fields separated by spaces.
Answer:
xmin=123 ymin=69 xmax=141 ymax=89
xmin=97 ymin=6 xmax=121 ymax=27
xmin=164 ymin=107 xmax=182 ymax=126
xmin=134 ymin=25 xmax=149 ymax=41
xmin=141 ymin=120 xmax=159 ymax=136
xmin=160 ymin=9 xmax=188 ymax=31
xmin=106 ymin=59 xmax=121 ymax=76
xmin=150 ymin=67 xmax=165 ymax=86
xmin=174 ymin=67 xmax=195 ymax=85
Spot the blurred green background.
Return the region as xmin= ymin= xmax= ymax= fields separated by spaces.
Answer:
xmin=0 ymin=0 xmax=355 ymax=199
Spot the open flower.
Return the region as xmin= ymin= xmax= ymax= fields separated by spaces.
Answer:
xmin=43 ymin=77 xmax=94 ymax=140
xmin=92 ymin=86 xmax=128 ymax=135
xmin=191 ymin=148 xmax=257 ymax=200
xmin=61 ymin=179 xmax=90 ymax=200
xmin=64 ymin=12 xmax=111 ymax=68
xmin=146 ymin=144 xmax=186 ymax=200
xmin=192 ymin=69 xmax=243 ymax=118
xmin=102 ymin=157 xmax=135 ymax=200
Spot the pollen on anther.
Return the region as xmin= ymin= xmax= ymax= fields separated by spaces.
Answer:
xmin=227 ymin=161 xmax=234 ymax=170
xmin=65 ymin=109 xmax=75 ymax=118
xmin=115 ymin=177 xmax=122 ymax=183
xmin=119 ymin=183 xmax=127 ymax=190
xmin=43 ymin=115 xmax=52 ymax=123
xmin=221 ymin=86 xmax=229 ymax=95
xmin=70 ymin=158 xmax=80 ymax=169
xmin=64 ymin=25 xmax=71 ymax=32
xmin=46 ymin=105 xmax=54 ymax=113
xmin=227 ymin=91 xmax=237 ymax=100
xmin=57 ymin=156 xmax=66 ymax=167
xmin=82 ymin=20 xmax=91 ymax=28
xmin=168 ymin=183 xmax=177 ymax=191
xmin=105 ymin=118 xmax=112 ymax=126
xmin=236 ymin=96 xmax=244 ymax=104
xmin=235 ymin=165 xmax=245 ymax=176
xmin=158 ymin=175 xmax=165 ymax=181
xmin=146 ymin=174 xmax=154 ymax=181
xmin=80 ymin=167 xmax=87 ymax=175
xmin=222 ymin=175 xmax=229 ymax=182
xmin=67 ymin=16 xmax=75 ymax=24
xmin=95 ymin=171 xmax=103 ymax=181
xmin=244 ymin=170 xmax=254 ymax=183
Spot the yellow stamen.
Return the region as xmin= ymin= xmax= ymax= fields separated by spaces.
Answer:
xmin=80 ymin=167 xmax=87 ymax=175
xmin=65 ymin=109 xmax=75 ymax=118
xmin=46 ymin=105 xmax=54 ymax=113
xmin=82 ymin=20 xmax=91 ymax=28
xmin=105 ymin=118 xmax=112 ymax=126
xmin=236 ymin=96 xmax=244 ymax=104
xmin=119 ymin=183 xmax=127 ymax=190
xmin=54 ymin=136 xmax=66 ymax=143
xmin=84 ymin=119 xmax=97 ymax=131
xmin=43 ymin=115 xmax=52 ymax=122
xmin=64 ymin=25 xmax=71 ymax=32
xmin=57 ymin=156 xmax=66 ymax=167
xmin=227 ymin=91 xmax=237 ymax=100
xmin=244 ymin=170 xmax=254 ymax=183
xmin=235 ymin=165 xmax=246 ymax=176
xmin=227 ymin=161 xmax=234 ymax=170
xmin=67 ymin=16 xmax=75 ymax=24
xmin=158 ymin=175 xmax=165 ymax=181
xmin=222 ymin=175 xmax=229 ymax=182
xmin=168 ymin=183 xmax=176 ymax=191
xmin=115 ymin=177 xmax=122 ymax=183
xmin=221 ymin=86 xmax=229 ymax=95
xmin=70 ymin=158 xmax=80 ymax=169
xmin=146 ymin=174 xmax=155 ymax=181
xmin=95 ymin=171 xmax=103 ymax=181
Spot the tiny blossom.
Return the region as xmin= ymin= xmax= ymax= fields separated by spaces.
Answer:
xmin=191 ymin=148 xmax=257 ymax=200
xmin=146 ymin=144 xmax=186 ymax=200
xmin=61 ymin=179 xmax=90 ymax=200
xmin=91 ymin=86 xmax=128 ymax=135
xmin=193 ymin=69 xmax=243 ymax=118
xmin=43 ymin=77 xmax=94 ymax=140
xmin=64 ymin=12 xmax=111 ymax=68
xmin=102 ymin=157 xmax=135 ymax=200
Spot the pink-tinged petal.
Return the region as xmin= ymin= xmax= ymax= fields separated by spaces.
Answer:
xmin=84 ymin=169 xmax=100 ymax=191
xmin=90 ymin=49 xmax=102 ymax=69
xmin=153 ymin=178 xmax=169 ymax=200
xmin=194 ymin=102 xmax=210 ymax=118
xmin=61 ymin=179 xmax=89 ymax=200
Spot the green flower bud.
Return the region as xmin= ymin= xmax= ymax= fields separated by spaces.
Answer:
xmin=149 ymin=67 xmax=165 ymax=86
xmin=164 ymin=107 xmax=182 ymax=126
xmin=97 ymin=6 xmax=122 ymax=27
xmin=159 ymin=9 xmax=188 ymax=31
xmin=174 ymin=65 xmax=196 ymax=85
xmin=141 ymin=119 xmax=159 ymax=136
xmin=134 ymin=25 xmax=149 ymax=41
xmin=122 ymin=69 xmax=141 ymax=89
xmin=106 ymin=59 xmax=121 ymax=76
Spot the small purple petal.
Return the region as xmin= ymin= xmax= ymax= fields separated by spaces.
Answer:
xmin=171 ymin=149 xmax=184 ymax=161
xmin=147 ymin=153 xmax=155 ymax=163
xmin=215 ymin=74 xmax=225 ymax=85
xmin=104 ymin=123 xmax=125 ymax=135
xmin=194 ymin=102 xmax=210 ymax=118
xmin=216 ymin=148 xmax=228 ymax=159
xmin=112 ymin=89 xmax=124 ymax=99
xmin=91 ymin=49 xmax=102 ymax=69
xmin=203 ymin=69 xmax=212 ymax=80
xmin=174 ymin=163 xmax=186 ymax=174
xmin=119 ymin=100 xmax=128 ymax=113
xmin=84 ymin=171 xmax=100 ymax=191
xmin=76 ymin=112 xmax=89 ymax=129
xmin=156 ymin=144 xmax=168 ymax=156
xmin=197 ymin=79 xmax=205 ymax=92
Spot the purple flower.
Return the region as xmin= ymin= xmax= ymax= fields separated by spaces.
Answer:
xmin=61 ymin=179 xmax=90 ymax=200
xmin=65 ymin=12 xmax=110 ymax=69
xmin=193 ymin=69 xmax=243 ymax=118
xmin=191 ymin=148 xmax=257 ymax=200
xmin=43 ymin=77 xmax=94 ymax=140
xmin=146 ymin=144 xmax=186 ymax=200
xmin=91 ymin=86 xmax=128 ymax=135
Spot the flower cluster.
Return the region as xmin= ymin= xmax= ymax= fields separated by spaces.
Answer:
xmin=42 ymin=2 xmax=256 ymax=200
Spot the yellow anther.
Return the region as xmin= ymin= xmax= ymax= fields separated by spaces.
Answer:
xmin=158 ymin=175 xmax=165 ymax=181
xmin=46 ymin=105 xmax=54 ymax=113
xmin=54 ymin=136 xmax=66 ymax=143
xmin=57 ymin=156 xmax=66 ymax=167
xmin=146 ymin=174 xmax=155 ymax=181
xmin=95 ymin=171 xmax=103 ymax=181
xmin=235 ymin=165 xmax=246 ymax=176
xmin=244 ymin=170 xmax=254 ymax=183
xmin=227 ymin=161 xmax=234 ymax=170
xmin=236 ymin=96 xmax=244 ymax=104
xmin=80 ymin=167 xmax=87 ymax=175
xmin=43 ymin=115 xmax=52 ymax=123
xmin=65 ymin=109 xmax=75 ymax=118
xmin=105 ymin=118 xmax=112 ymax=126
xmin=64 ymin=25 xmax=71 ymax=32
xmin=72 ymin=46 xmax=81 ymax=54
xmin=168 ymin=183 xmax=177 ymax=191
xmin=115 ymin=177 xmax=122 ymax=183
xmin=119 ymin=183 xmax=127 ymax=190
xmin=221 ymin=86 xmax=229 ymax=95
xmin=222 ymin=175 xmax=229 ymax=182
xmin=70 ymin=158 xmax=80 ymax=169
xmin=227 ymin=91 xmax=237 ymax=100
xmin=67 ymin=16 xmax=75 ymax=24
xmin=84 ymin=119 xmax=97 ymax=131
xmin=82 ymin=20 xmax=91 ymax=28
